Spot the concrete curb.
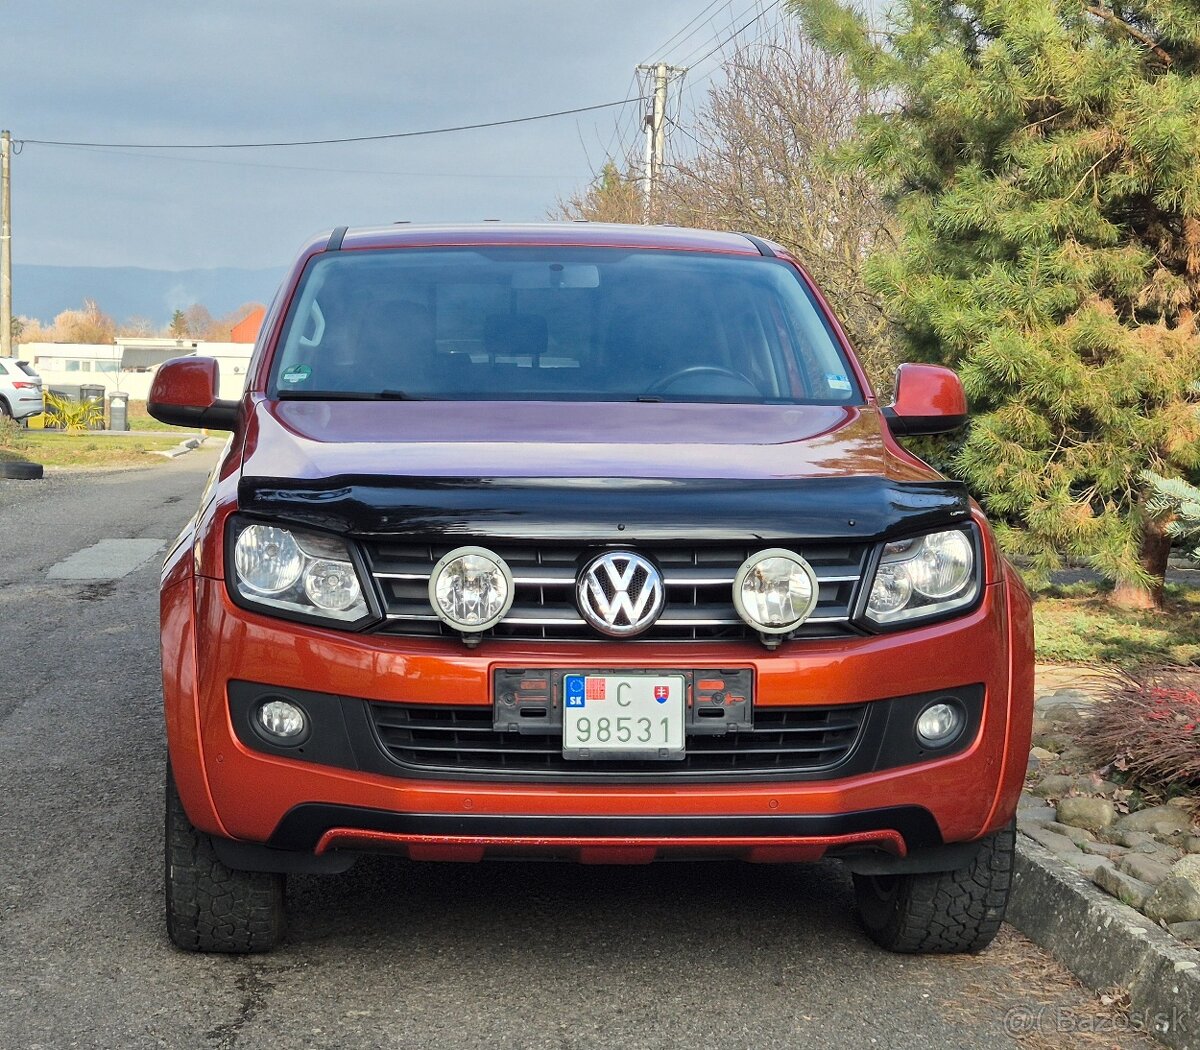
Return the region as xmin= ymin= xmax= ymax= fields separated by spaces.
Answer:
xmin=1009 ymin=833 xmax=1199 ymax=1049
xmin=154 ymin=436 xmax=207 ymax=459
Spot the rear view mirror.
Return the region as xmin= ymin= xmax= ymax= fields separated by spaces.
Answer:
xmin=511 ymin=263 xmax=600 ymax=289
xmin=148 ymin=357 xmax=239 ymax=430
xmin=883 ymin=363 xmax=968 ymax=436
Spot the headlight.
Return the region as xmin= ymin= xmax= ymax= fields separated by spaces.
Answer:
xmin=733 ymin=548 xmax=820 ymax=634
xmin=428 ymin=546 xmax=514 ymax=632
xmin=234 ymin=525 xmax=303 ymax=595
xmin=864 ymin=528 xmax=978 ymax=626
xmin=229 ymin=520 xmax=372 ymax=625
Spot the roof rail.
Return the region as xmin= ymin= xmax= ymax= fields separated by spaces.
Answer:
xmin=740 ymin=233 xmax=776 ymax=258
xmin=326 ymin=225 xmax=348 ymax=251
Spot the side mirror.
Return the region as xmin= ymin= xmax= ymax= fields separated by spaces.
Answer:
xmin=148 ymin=357 xmax=239 ymax=431
xmin=882 ymin=363 xmax=968 ymax=436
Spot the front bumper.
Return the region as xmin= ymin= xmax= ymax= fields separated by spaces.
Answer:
xmin=162 ymin=570 xmax=1033 ymax=863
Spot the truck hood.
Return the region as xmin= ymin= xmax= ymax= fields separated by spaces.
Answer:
xmin=241 ymin=399 xmax=938 ymax=483
xmin=236 ymin=400 xmax=970 ymax=543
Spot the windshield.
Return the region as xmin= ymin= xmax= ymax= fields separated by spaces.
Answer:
xmin=270 ymin=247 xmax=861 ymax=404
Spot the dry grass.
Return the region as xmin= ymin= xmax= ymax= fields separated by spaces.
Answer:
xmin=1083 ymin=672 xmax=1200 ymax=799
xmin=1 ymin=431 xmax=181 ymax=468
xmin=919 ymin=927 xmax=1153 ymax=1048
xmin=1034 ymin=583 xmax=1200 ymax=668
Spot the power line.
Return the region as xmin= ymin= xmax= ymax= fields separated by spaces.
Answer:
xmin=685 ymin=1 xmax=785 ymax=92
xmin=666 ymin=116 xmax=706 ymax=152
xmin=670 ymin=0 xmax=757 ymax=68
xmin=16 ymin=97 xmax=643 ymax=151
xmin=678 ymin=0 xmax=782 ymax=72
xmin=639 ymin=0 xmax=730 ymax=67
xmin=32 ymin=142 xmax=586 ymax=180
xmin=665 ymin=1 xmax=788 ymax=164
xmin=603 ymin=71 xmax=642 ymax=160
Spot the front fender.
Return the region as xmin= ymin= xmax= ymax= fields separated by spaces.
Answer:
xmin=983 ymin=564 xmax=1035 ymax=834
xmin=161 ymin=573 xmax=229 ymax=837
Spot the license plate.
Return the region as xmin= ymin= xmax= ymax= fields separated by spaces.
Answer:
xmin=562 ymin=673 xmax=685 ymax=759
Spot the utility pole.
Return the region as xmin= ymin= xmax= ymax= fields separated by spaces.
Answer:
xmin=636 ymin=63 xmax=686 ymax=224
xmin=1 ymin=130 xmax=11 ymax=359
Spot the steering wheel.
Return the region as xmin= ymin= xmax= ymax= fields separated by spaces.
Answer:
xmin=645 ymin=365 xmax=757 ymax=395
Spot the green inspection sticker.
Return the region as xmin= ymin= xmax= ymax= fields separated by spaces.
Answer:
xmin=281 ymin=364 xmax=312 ymax=384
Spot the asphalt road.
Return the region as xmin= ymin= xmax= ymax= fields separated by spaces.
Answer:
xmin=0 ymin=453 xmax=1161 ymax=1050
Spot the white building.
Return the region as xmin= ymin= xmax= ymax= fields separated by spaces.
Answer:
xmin=20 ymin=337 xmax=253 ymax=401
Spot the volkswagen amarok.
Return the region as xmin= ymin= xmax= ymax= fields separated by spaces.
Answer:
xmin=150 ymin=223 xmax=1034 ymax=955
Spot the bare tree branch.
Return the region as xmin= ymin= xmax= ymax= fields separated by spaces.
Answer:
xmin=1084 ymin=5 xmax=1172 ymax=66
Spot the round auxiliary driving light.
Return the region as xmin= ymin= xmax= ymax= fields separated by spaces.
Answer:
xmin=256 ymin=699 xmax=309 ymax=744
xmin=428 ymin=546 xmax=515 ymax=632
xmin=915 ymin=701 xmax=965 ymax=749
xmin=733 ymin=548 xmax=820 ymax=634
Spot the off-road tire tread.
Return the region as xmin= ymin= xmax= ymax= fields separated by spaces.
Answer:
xmin=0 ymin=460 xmax=43 ymax=480
xmin=853 ymin=819 xmax=1015 ymax=954
xmin=165 ymin=768 xmax=285 ymax=953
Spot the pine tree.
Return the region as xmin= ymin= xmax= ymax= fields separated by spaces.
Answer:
xmin=792 ymin=0 xmax=1200 ymax=607
xmin=1145 ymin=467 xmax=1200 ymax=559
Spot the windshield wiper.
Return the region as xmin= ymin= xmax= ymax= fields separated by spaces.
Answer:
xmin=275 ymin=389 xmax=427 ymax=401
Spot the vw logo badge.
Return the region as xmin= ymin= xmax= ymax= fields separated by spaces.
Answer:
xmin=577 ymin=551 xmax=665 ymax=637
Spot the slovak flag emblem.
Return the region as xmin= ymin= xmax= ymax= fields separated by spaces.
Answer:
xmin=653 ymin=685 xmax=670 ymax=702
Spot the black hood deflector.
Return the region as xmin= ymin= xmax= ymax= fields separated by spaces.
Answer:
xmin=237 ymin=474 xmax=972 ymax=543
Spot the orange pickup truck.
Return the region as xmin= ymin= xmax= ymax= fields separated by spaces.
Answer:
xmin=150 ymin=222 xmax=1033 ymax=954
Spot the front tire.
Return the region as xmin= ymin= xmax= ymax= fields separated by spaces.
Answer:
xmin=165 ymin=767 xmax=285 ymax=953
xmin=852 ymin=819 xmax=1015 ymax=954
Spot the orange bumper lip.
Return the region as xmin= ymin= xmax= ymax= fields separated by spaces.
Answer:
xmin=314 ymin=828 xmax=906 ymax=865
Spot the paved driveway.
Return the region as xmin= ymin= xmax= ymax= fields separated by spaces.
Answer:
xmin=0 ymin=453 xmax=1160 ymax=1049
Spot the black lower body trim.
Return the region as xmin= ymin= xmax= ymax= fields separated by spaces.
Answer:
xmin=838 ymin=839 xmax=983 ymax=875
xmin=267 ymin=804 xmax=943 ymax=853
xmin=228 ymin=680 xmax=986 ymax=785
xmin=211 ymin=835 xmax=358 ymax=875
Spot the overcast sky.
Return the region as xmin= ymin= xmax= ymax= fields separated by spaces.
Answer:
xmin=3 ymin=1 xmax=782 ymax=272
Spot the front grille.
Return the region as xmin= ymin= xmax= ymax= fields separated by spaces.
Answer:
xmin=369 ymin=701 xmax=867 ymax=778
xmin=362 ymin=540 xmax=868 ymax=642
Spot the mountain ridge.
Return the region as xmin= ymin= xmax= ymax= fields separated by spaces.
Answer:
xmin=13 ymin=264 xmax=285 ymax=326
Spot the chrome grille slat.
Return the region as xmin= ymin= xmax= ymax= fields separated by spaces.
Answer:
xmin=364 ymin=539 xmax=867 ymax=643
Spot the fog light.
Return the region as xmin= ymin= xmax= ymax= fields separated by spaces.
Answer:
xmin=256 ymin=699 xmax=308 ymax=743
xmin=915 ymin=701 xmax=964 ymax=748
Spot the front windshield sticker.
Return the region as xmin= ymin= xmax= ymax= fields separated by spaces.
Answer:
xmin=826 ymin=373 xmax=852 ymax=391
xmin=281 ymin=364 xmax=312 ymax=385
